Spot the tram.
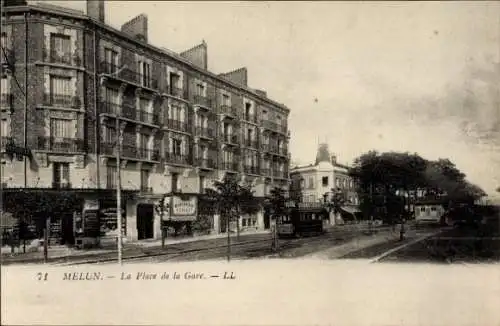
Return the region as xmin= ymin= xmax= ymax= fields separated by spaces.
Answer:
xmin=277 ymin=201 xmax=328 ymax=238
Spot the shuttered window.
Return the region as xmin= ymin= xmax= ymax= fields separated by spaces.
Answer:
xmin=50 ymin=118 xmax=72 ymax=139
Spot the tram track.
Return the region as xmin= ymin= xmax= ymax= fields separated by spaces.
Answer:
xmin=60 ymin=225 xmax=399 ymax=265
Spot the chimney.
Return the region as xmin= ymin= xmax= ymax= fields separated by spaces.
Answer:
xmin=218 ymin=67 xmax=248 ymax=87
xmin=121 ymin=14 xmax=148 ymax=43
xmin=86 ymin=0 xmax=105 ymax=22
xmin=254 ymin=89 xmax=267 ymax=98
xmin=180 ymin=40 xmax=208 ymax=70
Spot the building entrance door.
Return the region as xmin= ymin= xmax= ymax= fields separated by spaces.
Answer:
xmin=137 ymin=204 xmax=154 ymax=240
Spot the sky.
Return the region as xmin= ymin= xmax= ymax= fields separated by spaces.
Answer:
xmin=38 ymin=1 xmax=500 ymax=197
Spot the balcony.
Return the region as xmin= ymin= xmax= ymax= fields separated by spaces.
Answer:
xmin=242 ymin=113 xmax=258 ymax=124
xmin=244 ymin=165 xmax=259 ymax=175
xmin=195 ymin=126 xmax=214 ymax=139
xmin=168 ymin=86 xmax=185 ymax=99
xmin=262 ymin=120 xmax=287 ymax=134
xmin=195 ymin=157 xmax=216 ymax=169
xmin=1 ymin=136 xmax=12 ymax=150
xmin=137 ymin=147 xmax=161 ymax=162
xmin=121 ymin=103 xmax=137 ymax=120
xmin=37 ymin=137 xmax=85 ymax=153
xmin=165 ymin=119 xmax=188 ymax=133
xmin=260 ymin=168 xmax=271 ymax=177
xmin=100 ymin=102 xmax=121 ymax=115
xmin=222 ymin=134 xmax=239 ymax=145
xmin=46 ymin=51 xmax=81 ymax=67
xmin=165 ymin=152 xmax=191 ymax=166
xmin=243 ymin=139 xmax=258 ymax=149
xmin=0 ymin=94 xmax=12 ymax=108
xmin=220 ymin=161 xmax=239 ymax=172
xmin=261 ymin=143 xmax=270 ymax=152
xmin=219 ymin=105 xmax=238 ymax=118
xmin=100 ymin=61 xmax=144 ymax=87
xmin=138 ymin=109 xmax=160 ymax=125
xmin=43 ymin=93 xmax=80 ymax=108
xmin=273 ymin=170 xmax=288 ymax=179
xmin=269 ymin=145 xmax=288 ymax=156
xmin=52 ymin=182 xmax=72 ymax=189
xmin=193 ymin=94 xmax=212 ymax=108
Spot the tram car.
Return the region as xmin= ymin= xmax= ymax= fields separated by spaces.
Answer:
xmin=277 ymin=202 xmax=328 ymax=238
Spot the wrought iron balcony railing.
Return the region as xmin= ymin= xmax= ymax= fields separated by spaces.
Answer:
xmin=165 ymin=152 xmax=191 ymax=165
xmin=138 ymin=109 xmax=160 ymax=125
xmin=222 ymin=134 xmax=239 ymax=144
xmin=220 ymin=161 xmax=239 ymax=171
xmin=0 ymin=94 xmax=13 ymax=107
xmin=195 ymin=126 xmax=214 ymax=138
xmin=195 ymin=157 xmax=216 ymax=169
xmin=262 ymin=120 xmax=288 ymax=134
xmin=243 ymin=139 xmax=258 ymax=149
xmin=242 ymin=113 xmax=257 ymax=124
xmin=244 ymin=165 xmax=259 ymax=175
xmin=100 ymin=61 xmax=150 ymax=87
xmin=260 ymin=168 xmax=271 ymax=176
xmin=168 ymin=86 xmax=185 ymax=99
xmin=137 ymin=147 xmax=161 ymax=161
xmin=165 ymin=119 xmax=188 ymax=132
xmin=219 ymin=105 xmax=238 ymax=117
xmin=37 ymin=137 xmax=85 ymax=153
xmin=43 ymin=93 xmax=80 ymax=108
xmin=193 ymin=94 xmax=212 ymax=108
xmin=100 ymin=102 xmax=121 ymax=115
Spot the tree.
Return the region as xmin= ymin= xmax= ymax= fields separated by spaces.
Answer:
xmin=204 ymin=174 xmax=259 ymax=261
xmin=266 ymin=186 xmax=287 ymax=252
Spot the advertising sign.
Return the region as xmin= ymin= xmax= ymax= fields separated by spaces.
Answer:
xmin=167 ymin=195 xmax=197 ymax=221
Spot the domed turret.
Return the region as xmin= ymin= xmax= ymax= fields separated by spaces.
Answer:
xmin=315 ymin=143 xmax=331 ymax=165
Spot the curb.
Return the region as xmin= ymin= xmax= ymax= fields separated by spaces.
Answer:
xmin=370 ymin=228 xmax=447 ymax=263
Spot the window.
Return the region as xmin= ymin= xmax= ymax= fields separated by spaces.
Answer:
xmin=53 ymin=162 xmax=70 ymax=187
xmin=1 ymin=77 xmax=8 ymax=95
xmin=420 ymin=207 xmax=426 ymax=212
xmin=171 ymin=173 xmax=179 ymax=192
xmin=50 ymin=33 xmax=71 ymax=64
xmin=50 ymin=118 xmax=72 ymax=139
xmin=49 ymin=75 xmax=72 ymax=106
xmin=196 ymin=83 xmax=205 ymax=97
xmin=104 ymin=126 xmax=116 ymax=143
xmin=199 ymin=176 xmax=205 ymax=193
xmin=308 ymin=177 xmax=314 ymax=189
xmin=141 ymin=62 xmax=151 ymax=88
xmin=431 ymin=207 xmax=437 ymax=212
xmin=139 ymin=133 xmax=149 ymax=150
xmin=140 ymin=169 xmax=150 ymax=191
xmin=0 ymin=32 xmax=7 ymax=49
xmin=1 ymin=119 xmax=9 ymax=138
xmin=172 ymin=138 xmax=182 ymax=155
xmin=245 ymin=102 xmax=251 ymax=119
xmin=104 ymin=48 xmax=119 ymax=72
xmin=169 ymin=73 xmax=180 ymax=90
xmin=222 ymin=93 xmax=230 ymax=106
xmin=106 ymin=165 xmax=117 ymax=188
xmin=322 ymin=176 xmax=328 ymax=187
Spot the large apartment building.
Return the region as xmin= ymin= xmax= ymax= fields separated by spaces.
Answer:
xmin=0 ymin=0 xmax=290 ymax=243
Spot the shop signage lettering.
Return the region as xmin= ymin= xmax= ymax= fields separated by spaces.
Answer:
xmin=171 ymin=196 xmax=197 ymax=216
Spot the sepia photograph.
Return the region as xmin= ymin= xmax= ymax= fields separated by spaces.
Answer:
xmin=1 ymin=0 xmax=499 ymax=325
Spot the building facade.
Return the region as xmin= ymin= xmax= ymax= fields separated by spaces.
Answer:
xmin=289 ymin=143 xmax=359 ymax=224
xmin=0 ymin=0 xmax=290 ymax=243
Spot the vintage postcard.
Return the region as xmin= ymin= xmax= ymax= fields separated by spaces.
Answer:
xmin=1 ymin=0 xmax=499 ymax=325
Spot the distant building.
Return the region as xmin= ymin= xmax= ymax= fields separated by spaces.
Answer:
xmin=289 ymin=143 xmax=359 ymax=224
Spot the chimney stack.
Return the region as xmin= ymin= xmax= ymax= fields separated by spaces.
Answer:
xmin=121 ymin=14 xmax=148 ymax=43
xmin=331 ymin=154 xmax=337 ymax=165
xmin=86 ymin=0 xmax=105 ymax=22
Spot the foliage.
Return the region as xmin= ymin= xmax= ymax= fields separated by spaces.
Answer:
xmin=204 ymin=174 xmax=259 ymax=229
xmin=266 ymin=187 xmax=287 ymax=220
xmin=349 ymin=151 xmax=486 ymax=220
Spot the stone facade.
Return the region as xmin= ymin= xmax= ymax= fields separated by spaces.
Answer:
xmin=1 ymin=2 xmax=290 ymax=241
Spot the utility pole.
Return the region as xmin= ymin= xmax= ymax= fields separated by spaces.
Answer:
xmin=116 ymin=114 xmax=123 ymax=265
